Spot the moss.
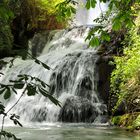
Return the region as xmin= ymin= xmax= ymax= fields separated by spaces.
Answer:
xmin=0 ymin=24 xmax=13 ymax=58
xmin=133 ymin=115 xmax=140 ymax=130
xmin=111 ymin=112 xmax=140 ymax=132
xmin=110 ymin=12 xmax=140 ymax=113
xmin=111 ymin=116 xmax=121 ymax=125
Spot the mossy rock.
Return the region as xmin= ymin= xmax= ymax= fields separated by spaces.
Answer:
xmin=111 ymin=112 xmax=140 ymax=131
xmin=0 ymin=24 xmax=13 ymax=58
xmin=111 ymin=116 xmax=121 ymax=125
xmin=133 ymin=115 xmax=140 ymax=130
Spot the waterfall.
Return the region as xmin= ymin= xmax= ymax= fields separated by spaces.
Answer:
xmin=0 ymin=26 xmax=107 ymax=124
xmin=76 ymin=0 xmax=108 ymax=25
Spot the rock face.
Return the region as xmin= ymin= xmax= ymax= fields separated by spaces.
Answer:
xmin=58 ymin=96 xmax=107 ymax=123
xmin=96 ymin=55 xmax=115 ymax=115
xmin=48 ymin=50 xmax=108 ymax=123
xmin=1 ymin=27 xmax=111 ymax=123
xmin=96 ymin=55 xmax=128 ymax=116
xmin=30 ymin=31 xmax=51 ymax=57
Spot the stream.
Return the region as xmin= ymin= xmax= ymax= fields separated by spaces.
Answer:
xmin=0 ymin=14 xmax=139 ymax=140
xmin=5 ymin=123 xmax=139 ymax=140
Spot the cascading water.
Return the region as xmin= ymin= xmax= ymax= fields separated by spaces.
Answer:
xmin=76 ymin=0 xmax=108 ymax=25
xmin=0 ymin=26 xmax=107 ymax=124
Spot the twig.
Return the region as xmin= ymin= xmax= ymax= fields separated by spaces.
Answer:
xmin=0 ymin=87 xmax=26 ymax=140
xmin=6 ymin=90 xmax=25 ymax=114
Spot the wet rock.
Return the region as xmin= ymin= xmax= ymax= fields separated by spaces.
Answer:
xmin=96 ymin=56 xmax=114 ymax=108
xmin=31 ymin=107 xmax=47 ymax=122
xmin=81 ymin=77 xmax=92 ymax=90
xmin=100 ymin=115 xmax=109 ymax=123
xmin=58 ymin=97 xmax=99 ymax=123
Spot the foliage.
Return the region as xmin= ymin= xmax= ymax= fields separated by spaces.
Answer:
xmin=0 ymin=1 xmax=14 ymax=57
xmin=0 ymin=1 xmax=14 ymax=23
xmin=133 ymin=115 xmax=140 ymax=129
xmin=35 ymin=0 xmax=64 ymax=14
xmin=55 ymin=0 xmax=77 ymax=22
xmin=85 ymin=0 xmax=140 ymax=47
xmin=0 ymin=57 xmax=61 ymax=140
xmin=0 ymin=0 xmax=72 ymax=58
xmin=110 ymin=11 xmax=140 ymax=113
xmin=56 ymin=0 xmax=140 ymax=47
xmin=0 ymin=24 xmax=13 ymax=56
xmin=0 ymin=74 xmax=60 ymax=106
xmin=111 ymin=113 xmax=140 ymax=131
xmin=22 ymin=0 xmax=68 ymax=30
xmin=9 ymin=0 xmax=67 ymax=29
xmin=111 ymin=116 xmax=121 ymax=125
xmin=0 ymin=131 xmax=21 ymax=140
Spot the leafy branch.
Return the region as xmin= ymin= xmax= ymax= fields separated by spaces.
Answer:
xmin=55 ymin=0 xmax=77 ymax=22
xmin=85 ymin=0 xmax=139 ymax=47
xmin=0 ymin=49 xmax=61 ymax=140
xmin=0 ymin=72 xmax=61 ymax=139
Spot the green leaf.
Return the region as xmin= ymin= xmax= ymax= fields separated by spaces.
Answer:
xmin=41 ymin=63 xmax=51 ymax=70
xmin=4 ymin=88 xmax=11 ymax=100
xmin=85 ymin=34 xmax=91 ymax=41
xmin=41 ymin=82 xmax=46 ymax=88
xmin=14 ymin=83 xmax=24 ymax=89
xmin=104 ymin=34 xmax=111 ymax=42
xmin=16 ymin=120 xmax=23 ymax=127
xmin=100 ymin=0 xmax=107 ymax=2
xmin=67 ymin=7 xmax=71 ymax=17
xmin=13 ymin=119 xmax=23 ymax=127
xmin=91 ymin=0 xmax=96 ymax=8
xmin=39 ymin=88 xmax=61 ymax=106
xmin=0 ymin=72 xmax=4 ymax=76
xmin=70 ymin=6 xmax=76 ymax=14
xmin=0 ymin=88 xmax=6 ymax=95
xmin=0 ymin=103 xmax=5 ymax=110
xmin=86 ymin=0 xmax=91 ymax=9
xmin=89 ymin=37 xmax=100 ymax=47
xmin=86 ymin=0 xmax=96 ymax=9
xmin=9 ymin=80 xmax=20 ymax=83
xmin=13 ymin=119 xmax=17 ymax=125
xmin=0 ymin=102 xmax=5 ymax=113
xmin=18 ymin=77 xmax=24 ymax=82
xmin=12 ymin=88 xmax=17 ymax=94
xmin=35 ymin=59 xmax=40 ymax=65
xmin=17 ymin=75 xmax=24 ymax=78
xmin=101 ymin=32 xmax=111 ymax=42
xmin=35 ymin=59 xmax=51 ymax=70
xmin=26 ymin=85 xmax=36 ymax=96
xmin=112 ymin=20 xmax=122 ymax=31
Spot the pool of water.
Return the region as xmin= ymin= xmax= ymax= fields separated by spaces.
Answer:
xmin=4 ymin=123 xmax=140 ymax=140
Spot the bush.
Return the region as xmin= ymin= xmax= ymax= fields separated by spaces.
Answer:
xmin=111 ymin=11 xmax=140 ymax=113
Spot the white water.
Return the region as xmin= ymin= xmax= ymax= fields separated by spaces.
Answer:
xmin=76 ymin=0 xmax=108 ymax=25
xmin=0 ymin=26 xmax=107 ymax=125
xmin=5 ymin=124 xmax=139 ymax=140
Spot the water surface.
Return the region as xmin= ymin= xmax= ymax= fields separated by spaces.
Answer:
xmin=5 ymin=123 xmax=140 ymax=140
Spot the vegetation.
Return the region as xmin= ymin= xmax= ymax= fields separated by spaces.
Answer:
xmin=0 ymin=0 xmax=75 ymax=139
xmin=0 ymin=0 xmax=76 ymax=58
xmin=110 ymin=9 xmax=140 ymax=130
xmin=73 ymin=0 xmax=140 ymax=131
xmin=0 ymin=57 xmax=61 ymax=140
xmin=79 ymin=0 xmax=140 ymax=131
xmin=0 ymin=0 xmax=140 ymax=138
xmin=111 ymin=8 xmax=140 ymax=107
xmin=85 ymin=0 xmax=140 ymax=47
xmin=111 ymin=113 xmax=140 ymax=131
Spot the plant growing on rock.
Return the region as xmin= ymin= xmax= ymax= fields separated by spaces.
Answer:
xmin=110 ymin=10 xmax=140 ymax=119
